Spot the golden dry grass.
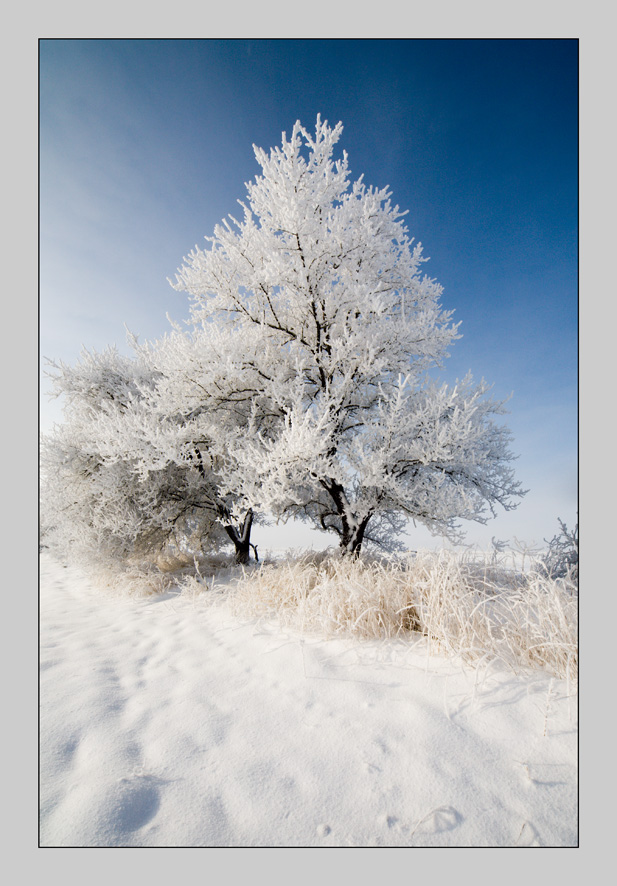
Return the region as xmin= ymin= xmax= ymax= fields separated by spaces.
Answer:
xmin=74 ymin=545 xmax=577 ymax=680
xmin=226 ymin=550 xmax=577 ymax=681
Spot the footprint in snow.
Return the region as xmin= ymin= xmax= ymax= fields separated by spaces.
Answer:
xmin=516 ymin=821 xmax=542 ymax=846
xmin=411 ymin=805 xmax=463 ymax=836
xmin=110 ymin=779 xmax=162 ymax=833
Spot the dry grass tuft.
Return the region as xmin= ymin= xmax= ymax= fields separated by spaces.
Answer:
xmin=230 ymin=552 xmax=423 ymax=639
xmin=73 ymin=544 xmax=576 ymax=679
xmin=228 ymin=550 xmax=577 ymax=680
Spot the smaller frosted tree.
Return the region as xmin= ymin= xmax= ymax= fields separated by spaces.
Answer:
xmin=41 ymin=344 xmax=230 ymax=572
xmin=118 ymin=328 xmax=264 ymax=564
xmin=171 ymin=116 xmax=526 ymax=553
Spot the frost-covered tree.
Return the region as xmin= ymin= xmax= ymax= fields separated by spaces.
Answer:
xmin=41 ymin=345 xmax=232 ymax=570
xmin=115 ymin=330 xmax=263 ymax=564
xmin=171 ymin=116 xmax=526 ymax=553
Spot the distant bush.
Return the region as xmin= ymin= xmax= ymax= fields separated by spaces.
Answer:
xmin=541 ymin=519 xmax=578 ymax=583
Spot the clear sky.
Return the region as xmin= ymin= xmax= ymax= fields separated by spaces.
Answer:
xmin=39 ymin=38 xmax=578 ymax=551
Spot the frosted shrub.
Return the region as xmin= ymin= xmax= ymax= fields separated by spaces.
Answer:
xmin=541 ymin=519 xmax=578 ymax=582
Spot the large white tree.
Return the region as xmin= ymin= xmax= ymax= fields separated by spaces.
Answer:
xmin=169 ymin=116 xmax=525 ymax=553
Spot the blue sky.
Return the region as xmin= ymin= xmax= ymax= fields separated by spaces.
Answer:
xmin=39 ymin=38 xmax=578 ymax=550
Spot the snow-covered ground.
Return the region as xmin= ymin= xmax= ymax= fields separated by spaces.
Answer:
xmin=39 ymin=552 xmax=577 ymax=848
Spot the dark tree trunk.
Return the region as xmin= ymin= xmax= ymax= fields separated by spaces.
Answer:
xmin=340 ymin=515 xmax=372 ymax=556
xmin=321 ymin=478 xmax=372 ymax=557
xmin=224 ymin=510 xmax=255 ymax=565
